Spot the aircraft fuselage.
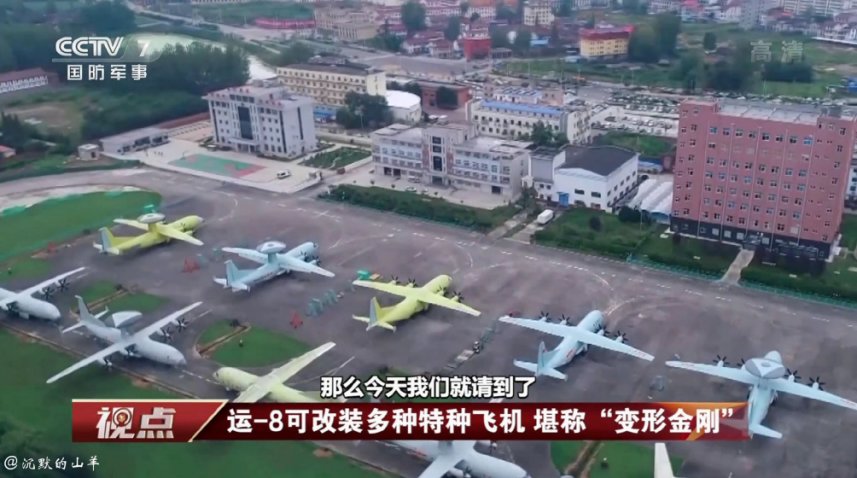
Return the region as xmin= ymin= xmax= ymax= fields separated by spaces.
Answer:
xmin=549 ymin=310 xmax=605 ymax=370
xmin=390 ymin=441 xmax=529 ymax=478
xmin=382 ymin=275 xmax=452 ymax=325
xmin=117 ymin=216 xmax=204 ymax=251
xmin=0 ymin=288 xmax=61 ymax=320
xmin=231 ymin=242 xmax=320 ymax=290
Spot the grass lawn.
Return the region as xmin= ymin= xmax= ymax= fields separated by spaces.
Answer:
xmin=79 ymin=280 xmax=123 ymax=304
xmin=197 ymin=320 xmax=240 ymax=346
xmin=840 ymin=215 xmax=857 ymax=250
xmin=589 ymin=442 xmax=682 ymax=478
xmin=636 ymin=227 xmax=739 ymax=275
xmin=742 ymin=255 xmax=857 ymax=302
xmin=594 ymin=132 xmax=675 ymax=158
xmin=0 ymin=257 xmax=52 ymax=281
xmin=0 ymin=191 xmax=161 ymax=262
xmin=304 ymin=148 xmax=371 ymax=170
xmin=0 ymin=329 xmax=390 ymax=478
xmin=550 ymin=441 xmax=585 ymax=472
xmin=194 ymin=1 xmax=313 ymax=24
xmin=77 ymin=280 xmax=167 ymax=314
xmin=533 ymin=208 xmax=655 ymax=259
xmin=212 ymin=326 xmax=311 ymax=368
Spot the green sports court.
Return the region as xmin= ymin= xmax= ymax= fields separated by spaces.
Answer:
xmin=170 ymin=154 xmax=265 ymax=178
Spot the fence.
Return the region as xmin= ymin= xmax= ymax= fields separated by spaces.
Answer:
xmin=740 ymin=279 xmax=857 ymax=310
xmin=0 ymin=161 xmax=142 ymax=184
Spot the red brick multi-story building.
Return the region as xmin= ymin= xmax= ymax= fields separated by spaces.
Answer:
xmin=671 ymin=100 xmax=857 ymax=258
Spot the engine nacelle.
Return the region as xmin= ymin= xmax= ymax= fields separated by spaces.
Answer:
xmin=105 ymin=311 xmax=143 ymax=329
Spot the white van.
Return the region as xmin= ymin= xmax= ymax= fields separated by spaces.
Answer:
xmin=276 ymin=170 xmax=291 ymax=179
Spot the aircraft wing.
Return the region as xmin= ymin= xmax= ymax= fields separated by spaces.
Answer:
xmin=46 ymin=339 xmax=134 ymax=384
xmin=352 ymin=280 xmax=481 ymax=316
xmin=499 ymin=316 xmax=653 ymax=361
xmin=18 ymin=267 xmax=87 ymax=297
xmin=221 ymin=247 xmax=267 ymax=265
xmin=155 ymin=224 xmax=203 ymax=246
xmin=234 ymin=342 xmax=336 ymax=403
xmin=134 ymin=302 xmax=203 ymax=338
xmin=767 ymin=377 xmax=857 ymax=411
xmin=665 ymin=361 xmax=759 ymax=386
xmin=415 ymin=445 xmax=472 ymax=478
xmin=113 ymin=218 xmax=150 ymax=231
xmin=278 ymin=255 xmax=335 ymax=278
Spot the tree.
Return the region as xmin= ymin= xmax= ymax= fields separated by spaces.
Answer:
xmin=470 ymin=12 xmax=480 ymax=22
xmin=336 ymin=92 xmax=393 ymax=129
xmin=589 ymin=216 xmax=602 ymax=231
xmin=550 ymin=23 xmax=560 ymax=45
xmin=512 ymin=29 xmax=532 ymax=54
xmin=404 ymin=82 xmax=422 ymax=96
xmin=0 ymin=38 xmax=15 ymax=73
xmin=702 ymin=32 xmax=717 ymax=51
xmin=276 ymin=42 xmax=314 ymax=67
xmin=45 ymin=0 xmax=57 ymax=15
xmin=762 ymin=61 xmax=813 ymax=83
xmin=495 ymin=1 xmax=516 ymax=21
xmin=401 ymin=0 xmax=427 ymax=35
xmin=460 ymin=1 xmax=469 ymax=16
xmin=671 ymin=52 xmax=705 ymax=91
xmin=444 ymin=16 xmax=462 ymax=41
xmin=436 ymin=86 xmax=459 ymax=109
xmin=530 ymin=122 xmax=555 ymax=146
xmin=557 ymin=0 xmax=573 ymax=16
xmin=515 ymin=0 xmax=525 ymax=20
xmin=653 ymin=13 xmax=681 ymax=56
xmin=672 ymin=232 xmax=682 ymax=245
xmin=628 ymin=26 xmax=660 ymax=63
xmin=491 ymin=28 xmax=511 ymax=48
xmin=79 ymin=1 xmax=136 ymax=34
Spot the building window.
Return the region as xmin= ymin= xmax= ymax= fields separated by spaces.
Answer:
xmin=803 ymin=137 xmax=812 ymax=145
xmin=591 ymin=192 xmax=601 ymax=198
xmin=574 ymin=189 xmax=584 ymax=195
xmin=762 ymin=133 xmax=770 ymax=141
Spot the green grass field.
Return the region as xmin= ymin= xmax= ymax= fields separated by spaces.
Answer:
xmin=636 ymin=227 xmax=739 ymax=275
xmin=0 ymin=330 xmax=389 ymax=477
xmin=0 ymin=257 xmax=52 ymax=280
xmin=304 ymin=148 xmax=371 ymax=170
xmin=841 ymin=215 xmax=857 ymax=250
xmin=211 ymin=326 xmax=311 ymax=368
xmin=194 ymin=1 xmax=313 ymax=24
xmin=743 ymin=255 xmax=857 ymax=301
xmin=76 ymin=280 xmax=167 ymax=314
xmin=534 ymin=208 xmax=655 ymax=258
xmin=0 ymin=191 xmax=161 ymax=262
xmin=593 ymin=132 xmax=675 ymax=158
xmin=589 ymin=442 xmax=682 ymax=478
xmin=550 ymin=441 xmax=585 ymax=471
xmin=197 ymin=320 xmax=239 ymax=346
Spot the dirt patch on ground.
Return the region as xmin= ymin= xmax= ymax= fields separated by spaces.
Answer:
xmin=7 ymin=102 xmax=81 ymax=136
xmin=0 ymin=185 xmax=142 ymax=210
xmin=313 ymin=448 xmax=333 ymax=458
xmin=131 ymin=377 xmax=153 ymax=389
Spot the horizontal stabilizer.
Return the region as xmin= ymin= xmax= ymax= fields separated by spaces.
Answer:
xmin=749 ymin=423 xmax=783 ymax=439
xmin=513 ymin=360 xmax=567 ymax=380
xmin=61 ymin=322 xmax=87 ymax=334
xmin=352 ymin=316 xmax=397 ymax=331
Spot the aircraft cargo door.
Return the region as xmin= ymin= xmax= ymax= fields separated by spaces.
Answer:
xmin=558 ymin=192 xmax=569 ymax=207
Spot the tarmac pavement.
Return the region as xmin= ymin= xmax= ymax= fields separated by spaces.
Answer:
xmin=3 ymin=168 xmax=857 ymax=478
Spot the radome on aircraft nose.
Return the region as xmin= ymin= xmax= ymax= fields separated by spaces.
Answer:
xmin=48 ymin=305 xmax=62 ymax=321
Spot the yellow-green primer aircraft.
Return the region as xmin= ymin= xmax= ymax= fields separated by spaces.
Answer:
xmin=352 ymin=275 xmax=481 ymax=331
xmin=93 ymin=212 xmax=204 ymax=255
xmin=213 ymin=342 xmax=345 ymax=403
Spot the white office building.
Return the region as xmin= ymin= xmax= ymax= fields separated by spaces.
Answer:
xmin=466 ymin=99 xmax=592 ymax=145
xmin=549 ymin=145 xmax=639 ymax=210
xmin=100 ymin=127 xmax=169 ymax=155
xmin=848 ymin=158 xmax=857 ymax=201
xmin=372 ymin=123 xmax=531 ymax=199
xmin=203 ymin=82 xmax=317 ymax=158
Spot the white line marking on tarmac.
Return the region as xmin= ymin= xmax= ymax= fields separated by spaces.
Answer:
xmin=413 ymin=232 xmax=425 ymax=237
xmin=413 ymin=252 xmax=423 ymax=258
xmin=810 ymin=317 xmax=830 ymax=323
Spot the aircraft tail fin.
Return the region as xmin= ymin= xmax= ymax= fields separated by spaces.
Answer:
xmin=65 ymin=295 xmax=104 ymax=333
xmin=514 ymin=342 xmax=566 ymax=380
xmin=221 ymin=260 xmax=249 ymax=291
xmin=353 ymin=297 xmax=396 ymax=331
xmin=749 ymin=423 xmax=783 ymax=439
xmin=94 ymin=227 xmax=122 ymax=255
xmin=654 ymin=443 xmax=680 ymax=478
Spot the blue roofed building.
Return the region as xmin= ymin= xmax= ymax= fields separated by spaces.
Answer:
xmin=466 ymin=94 xmax=592 ymax=145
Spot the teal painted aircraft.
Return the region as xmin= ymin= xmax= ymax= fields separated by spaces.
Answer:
xmin=667 ymin=351 xmax=857 ymax=439
xmin=214 ymin=241 xmax=334 ymax=292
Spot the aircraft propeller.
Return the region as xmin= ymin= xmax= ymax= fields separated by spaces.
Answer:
xmin=407 ymin=278 xmax=418 ymax=287
xmin=57 ymin=277 xmax=71 ymax=291
xmin=174 ymin=317 xmax=189 ymax=331
xmin=462 ymin=466 xmax=473 ymax=478
xmin=810 ymin=377 xmax=826 ymax=391
xmin=449 ymin=290 xmax=463 ymax=301
xmin=737 ymin=358 xmax=746 ymax=367
xmin=101 ymin=357 xmax=113 ymax=370
xmin=538 ymin=311 xmax=551 ymax=321
xmin=6 ymin=302 xmax=19 ymax=315
xmin=560 ymin=313 xmax=573 ymax=325
xmin=41 ymin=286 xmax=56 ymax=300
xmin=614 ymin=330 xmax=628 ymax=343
xmin=159 ymin=327 xmax=174 ymax=342
xmin=786 ymin=368 xmax=801 ymax=381
xmin=713 ymin=355 xmax=729 ymax=367
xmin=596 ymin=325 xmax=609 ymax=336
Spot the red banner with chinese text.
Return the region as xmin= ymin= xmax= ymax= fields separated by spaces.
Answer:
xmin=72 ymin=400 xmax=749 ymax=442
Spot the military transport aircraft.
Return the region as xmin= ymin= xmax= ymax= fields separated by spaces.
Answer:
xmin=351 ymin=275 xmax=480 ymax=331
xmin=0 ymin=267 xmax=86 ymax=320
xmin=46 ymin=297 xmax=201 ymax=384
xmin=499 ymin=310 xmax=655 ymax=380
xmin=94 ymin=211 xmax=204 ymax=255
xmin=213 ymin=342 xmax=345 ymax=403
xmin=666 ymin=350 xmax=857 ymax=439
xmin=214 ymin=241 xmax=334 ymax=292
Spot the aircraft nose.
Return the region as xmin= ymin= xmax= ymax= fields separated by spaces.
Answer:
xmin=49 ymin=305 xmax=62 ymax=321
xmin=176 ymin=355 xmax=187 ymax=365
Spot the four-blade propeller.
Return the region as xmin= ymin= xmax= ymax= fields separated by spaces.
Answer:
xmin=713 ymin=355 xmax=729 ymax=367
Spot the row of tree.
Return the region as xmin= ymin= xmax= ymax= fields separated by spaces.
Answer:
xmin=627 ymin=13 xmax=682 ymax=63
xmin=336 ymin=92 xmax=394 ymax=130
